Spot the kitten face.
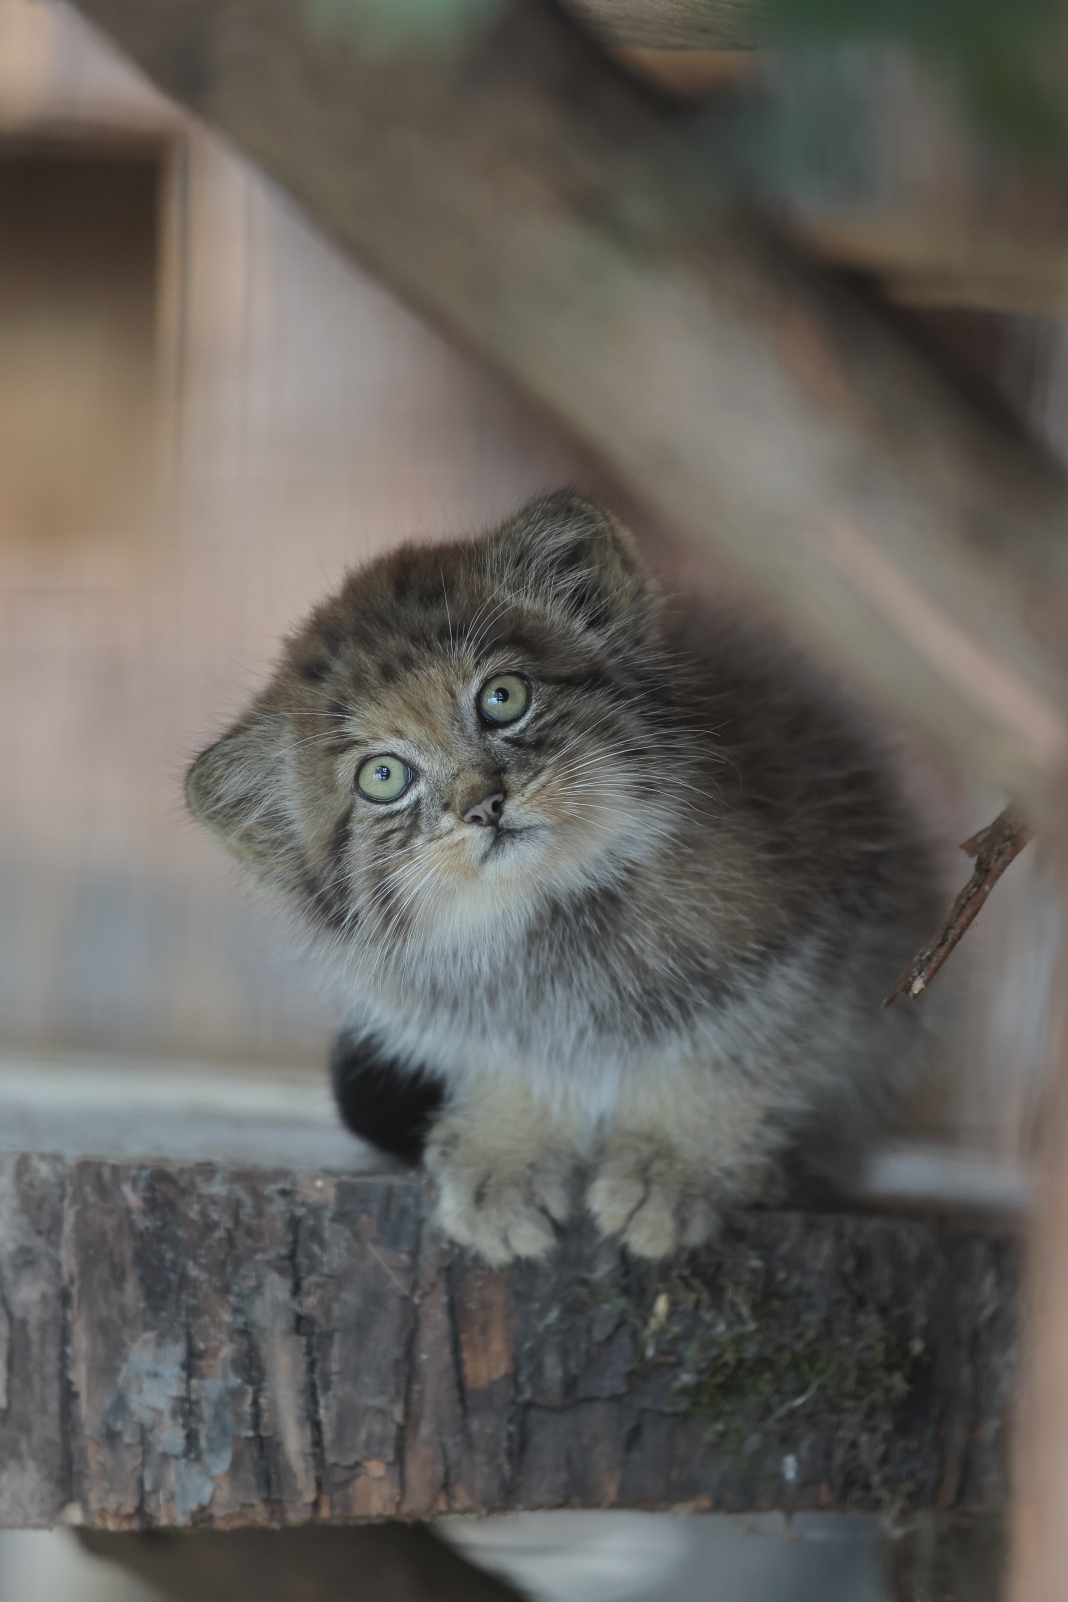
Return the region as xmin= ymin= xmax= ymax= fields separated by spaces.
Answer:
xmin=324 ymin=633 xmax=664 ymax=940
xmin=187 ymin=495 xmax=692 ymax=964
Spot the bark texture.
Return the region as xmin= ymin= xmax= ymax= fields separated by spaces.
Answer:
xmin=0 ymin=1155 xmax=1018 ymax=1529
xmin=885 ymin=804 xmax=1035 ymax=1006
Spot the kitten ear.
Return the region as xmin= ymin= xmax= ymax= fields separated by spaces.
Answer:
xmin=496 ymin=493 xmax=657 ymax=638
xmin=185 ymin=713 xmax=304 ymax=893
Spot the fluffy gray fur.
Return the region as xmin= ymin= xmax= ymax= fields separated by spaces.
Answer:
xmin=187 ymin=493 xmax=940 ymax=1262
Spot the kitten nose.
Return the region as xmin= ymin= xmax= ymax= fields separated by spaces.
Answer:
xmin=462 ymin=790 xmax=505 ymax=827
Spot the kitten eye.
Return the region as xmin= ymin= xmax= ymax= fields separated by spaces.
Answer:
xmin=478 ymin=673 xmax=530 ymax=725
xmin=356 ymin=754 xmax=414 ymax=803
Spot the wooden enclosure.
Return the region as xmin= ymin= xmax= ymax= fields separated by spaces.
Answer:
xmin=3 ymin=0 xmax=1068 ymax=1597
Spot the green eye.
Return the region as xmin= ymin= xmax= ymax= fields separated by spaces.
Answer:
xmin=356 ymin=754 xmax=413 ymax=803
xmin=479 ymin=673 xmax=530 ymax=725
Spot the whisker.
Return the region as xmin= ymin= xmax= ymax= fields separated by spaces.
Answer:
xmin=440 ymin=568 xmax=455 ymax=654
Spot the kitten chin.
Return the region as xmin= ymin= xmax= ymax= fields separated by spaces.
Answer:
xmin=188 ymin=491 xmax=943 ymax=1263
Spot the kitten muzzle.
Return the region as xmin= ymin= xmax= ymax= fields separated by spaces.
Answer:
xmin=462 ymin=789 xmax=506 ymax=827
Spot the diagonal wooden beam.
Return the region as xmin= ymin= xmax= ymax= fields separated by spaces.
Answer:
xmin=68 ymin=0 xmax=1068 ymax=804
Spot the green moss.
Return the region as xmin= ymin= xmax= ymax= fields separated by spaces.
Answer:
xmin=568 ymin=1256 xmax=922 ymax=1511
xmin=669 ymin=1277 xmax=914 ymax=1499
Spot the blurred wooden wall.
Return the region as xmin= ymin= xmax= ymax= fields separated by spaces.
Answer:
xmin=0 ymin=0 xmax=592 ymax=1070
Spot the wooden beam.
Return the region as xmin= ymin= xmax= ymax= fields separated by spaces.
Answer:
xmin=573 ymin=6 xmax=1068 ymax=317
xmin=64 ymin=0 xmax=1068 ymax=808
xmin=0 ymin=1155 xmax=1017 ymax=1528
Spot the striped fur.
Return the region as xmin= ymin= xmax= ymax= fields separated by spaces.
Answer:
xmin=187 ymin=494 xmax=941 ymax=1262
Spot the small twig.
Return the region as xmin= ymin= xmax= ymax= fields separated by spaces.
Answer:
xmin=883 ymin=803 xmax=1034 ymax=1007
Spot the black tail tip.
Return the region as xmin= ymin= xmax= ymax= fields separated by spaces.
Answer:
xmin=330 ymin=1029 xmax=445 ymax=1167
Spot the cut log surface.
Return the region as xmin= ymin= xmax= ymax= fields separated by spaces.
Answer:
xmin=0 ymin=1153 xmax=1017 ymax=1530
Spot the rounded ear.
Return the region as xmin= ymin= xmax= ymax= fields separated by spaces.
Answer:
xmin=185 ymin=714 xmax=304 ymax=893
xmin=493 ymin=493 xmax=658 ymax=640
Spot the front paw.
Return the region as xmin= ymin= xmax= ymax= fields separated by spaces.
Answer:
xmin=425 ymin=1128 xmax=574 ymax=1266
xmin=587 ymin=1138 xmax=722 ymax=1259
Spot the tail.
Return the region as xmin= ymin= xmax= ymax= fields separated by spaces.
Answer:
xmin=330 ymin=1028 xmax=445 ymax=1166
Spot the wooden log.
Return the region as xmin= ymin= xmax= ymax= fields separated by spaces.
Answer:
xmin=0 ymin=1154 xmax=1018 ymax=1529
xmin=64 ymin=0 xmax=1068 ymax=810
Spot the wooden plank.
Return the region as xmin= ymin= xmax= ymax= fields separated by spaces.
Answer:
xmin=0 ymin=1155 xmax=1018 ymax=1528
xmin=63 ymin=0 xmax=1068 ymax=810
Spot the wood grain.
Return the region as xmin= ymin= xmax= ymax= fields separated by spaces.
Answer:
xmin=0 ymin=1154 xmax=1018 ymax=1529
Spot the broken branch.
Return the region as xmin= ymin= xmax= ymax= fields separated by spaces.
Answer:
xmin=884 ymin=803 xmax=1034 ymax=1006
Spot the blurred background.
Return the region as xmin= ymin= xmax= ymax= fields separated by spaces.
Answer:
xmin=0 ymin=0 xmax=1058 ymax=1594
xmin=0 ymin=0 xmax=592 ymax=1077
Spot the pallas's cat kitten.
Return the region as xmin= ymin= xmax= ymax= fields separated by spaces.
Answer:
xmin=187 ymin=494 xmax=938 ymax=1263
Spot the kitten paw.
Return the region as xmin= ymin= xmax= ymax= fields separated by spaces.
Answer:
xmin=587 ymin=1140 xmax=722 ymax=1259
xmin=426 ymin=1133 xmax=574 ymax=1266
